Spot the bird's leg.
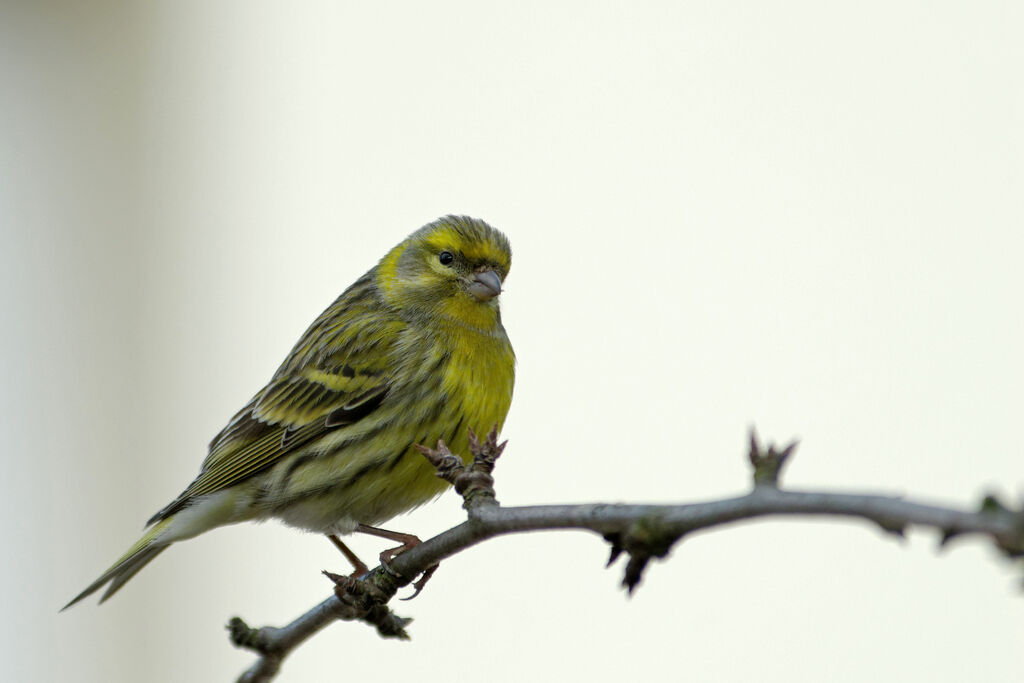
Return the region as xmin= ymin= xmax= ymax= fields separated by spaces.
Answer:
xmin=326 ymin=534 xmax=370 ymax=577
xmin=355 ymin=524 xmax=421 ymax=563
xmin=355 ymin=524 xmax=440 ymax=598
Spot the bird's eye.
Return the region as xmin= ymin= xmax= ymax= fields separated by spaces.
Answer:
xmin=438 ymin=251 xmax=455 ymax=266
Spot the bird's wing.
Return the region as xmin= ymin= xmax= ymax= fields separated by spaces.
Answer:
xmin=148 ymin=309 xmax=403 ymax=524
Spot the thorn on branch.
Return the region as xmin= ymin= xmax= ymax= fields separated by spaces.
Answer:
xmin=934 ymin=493 xmax=1024 ymax=563
xmin=747 ymin=427 xmax=798 ymax=488
xmin=604 ymin=516 xmax=684 ymax=595
xmin=938 ymin=528 xmax=962 ymax=550
xmin=979 ymin=492 xmax=1011 ymax=515
xmin=978 ymin=493 xmax=1024 ymax=560
xmin=874 ymin=518 xmax=908 ymax=541
xmin=605 ymin=537 xmax=624 ymax=568
xmin=975 ymin=493 xmax=1024 ymax=589
xmin=416 ymin=425 xmax=506 ymax=511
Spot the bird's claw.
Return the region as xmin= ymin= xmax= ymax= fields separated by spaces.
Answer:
xmin=400 ymin=563 xmax=440 ymax=600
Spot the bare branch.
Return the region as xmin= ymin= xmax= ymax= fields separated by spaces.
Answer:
xmin=229 ymin=431 xmax=1024 ymax=681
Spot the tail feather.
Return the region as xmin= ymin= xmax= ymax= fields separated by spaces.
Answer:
xmin=98 ymin=545 xmax=168 ymax=603
xmin=63 ymin=519 xmax=172 ymax=610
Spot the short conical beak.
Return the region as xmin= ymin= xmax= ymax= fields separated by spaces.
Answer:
xmin=468 ymin=270 xmax=502 ymax=301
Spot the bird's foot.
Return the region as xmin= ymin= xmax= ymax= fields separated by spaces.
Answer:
xmin=400 ymin=562 xmax=440 ymax=600
xmin=356 ymin=524 xmax=440 ymax=599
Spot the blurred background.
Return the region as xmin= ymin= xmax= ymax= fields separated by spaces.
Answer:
xmin=3 ymin=1 xmax=1022 ymax=681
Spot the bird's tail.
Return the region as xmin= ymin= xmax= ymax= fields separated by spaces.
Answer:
xmin=62 ymin=517 xmax=173 ymax=609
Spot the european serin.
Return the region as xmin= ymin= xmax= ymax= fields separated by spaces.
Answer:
xmin=66 ymin=215 xmax=515 ymax=607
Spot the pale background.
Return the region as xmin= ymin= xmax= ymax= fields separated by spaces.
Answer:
xmin=3 ymin=2 xmax=1022 ymax=682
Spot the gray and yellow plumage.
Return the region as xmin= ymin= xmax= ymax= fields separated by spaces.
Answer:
xmin=66 ymin=216 xmax=515 ymax=607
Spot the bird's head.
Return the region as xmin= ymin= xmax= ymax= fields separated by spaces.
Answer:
xmin=377 ymin=216 xmax=512 ymax=332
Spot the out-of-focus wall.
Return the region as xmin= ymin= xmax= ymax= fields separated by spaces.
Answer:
xmin=4 ymin=2 xmax=1022 ymax=682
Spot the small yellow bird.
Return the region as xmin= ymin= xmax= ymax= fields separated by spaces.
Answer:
xmin=66 ymin=216 xmax=515 ymax=607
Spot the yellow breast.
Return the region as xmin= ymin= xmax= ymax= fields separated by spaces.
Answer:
xmin=441 ymin=324 xmax=516 ymax=449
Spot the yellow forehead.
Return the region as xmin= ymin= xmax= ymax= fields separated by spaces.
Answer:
xmin=422 ymin=222 xmax=511 ymax=269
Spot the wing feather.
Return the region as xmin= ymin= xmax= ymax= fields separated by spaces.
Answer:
xmin=148 ymin=276 xmax=400 ymax=524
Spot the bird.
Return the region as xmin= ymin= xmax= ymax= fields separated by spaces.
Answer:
xmin=65 ymin=215 xmax=515 ymax=608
